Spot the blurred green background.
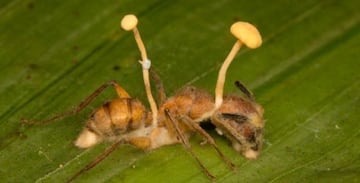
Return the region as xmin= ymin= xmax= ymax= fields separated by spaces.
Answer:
xmin=0 ymin=0 xmax=359 ymax=182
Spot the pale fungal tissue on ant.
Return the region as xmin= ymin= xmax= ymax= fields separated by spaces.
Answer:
xmin=22 ymin=14 xmax=265 ymax=181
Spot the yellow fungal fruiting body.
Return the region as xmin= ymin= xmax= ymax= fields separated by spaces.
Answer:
xmin=121 ymin=14 xmax=138 ymax=31
xmin=230 ymin=22 xmax=262 ymax=49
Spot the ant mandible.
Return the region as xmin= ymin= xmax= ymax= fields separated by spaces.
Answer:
xmin=22 ymin=14 xmax=264 ymax=182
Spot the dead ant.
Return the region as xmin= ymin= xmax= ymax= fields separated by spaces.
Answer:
xmin=121 ymin=14 xmax=264 ymax=161
xmin=22 ymin=14 xmax=264 ymax=182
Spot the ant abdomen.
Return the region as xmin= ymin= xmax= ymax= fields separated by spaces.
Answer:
xmin=75 ymin=98 xmax=151 ymax=148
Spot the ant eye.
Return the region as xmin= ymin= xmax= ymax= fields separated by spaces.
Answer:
xmin=245 ymin=131 xmax=256 ymax=143
xmin=242 ymin=126 xmax=255 ymax=140
xmin=251 ymin=144 xmax=259 ymax=151
xmin=90 ymin=113 xmax=95 ymax=120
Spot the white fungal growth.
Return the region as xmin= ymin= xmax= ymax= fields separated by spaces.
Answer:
xmin=140 ymin=59 xmax=151 ymax=70
xmin=75 ymin=129 xmax=102 ymax=148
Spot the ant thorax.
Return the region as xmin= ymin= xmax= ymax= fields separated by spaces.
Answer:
xmin=159 ymin=86 xmax=215 ymax=121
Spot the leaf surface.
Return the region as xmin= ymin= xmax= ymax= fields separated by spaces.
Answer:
xmin=0 ymin=0 xmax=359 ymax=182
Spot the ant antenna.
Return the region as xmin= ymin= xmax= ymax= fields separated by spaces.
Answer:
xmin=121 ymin=14 xmax=158 ymax=125
xmin=234 ymin=80 xmax=255 ymax=101
xmin=215 ymin=21 xmax=262 ymax=108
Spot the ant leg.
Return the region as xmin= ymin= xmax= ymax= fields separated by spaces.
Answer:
xmin=21 ymin=80 xmax=130 ymax=125
xmin=234 ymin=81 xmax=255 ymax=100
xmin=66 ymin=141 xmax=122 ymax=183
xmin=150 ymin=69 xmax=166 ymax=105
xmin=212 ymin=114 xmax=247 ymax=146
xmin=179 ymin=115 xmax=237 ymax=171
xmin=164 ymin=109 xmax=216 ymax=180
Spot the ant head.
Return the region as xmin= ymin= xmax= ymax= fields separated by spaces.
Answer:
xmin=212 ymin=95 xmax=264 ymax=159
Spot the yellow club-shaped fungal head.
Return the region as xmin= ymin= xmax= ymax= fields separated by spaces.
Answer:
xmin=121 ymin=14 xmax=138 ymax=31
xmin=230 ymin=22 xmax=262 ymax=49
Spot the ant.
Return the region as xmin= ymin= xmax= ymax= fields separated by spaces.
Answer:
xmin=22 ymin=14 xmax=264 ymax=182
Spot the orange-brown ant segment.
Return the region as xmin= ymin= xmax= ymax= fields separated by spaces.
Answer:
xmin=75 ymin=96 xmax=152 ymax=148
xmin=158 ymin=86 xmax=214 ymax=125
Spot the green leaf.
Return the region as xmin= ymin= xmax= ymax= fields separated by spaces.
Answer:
xmin=1 ymin=0 xmax=359 ymax=182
